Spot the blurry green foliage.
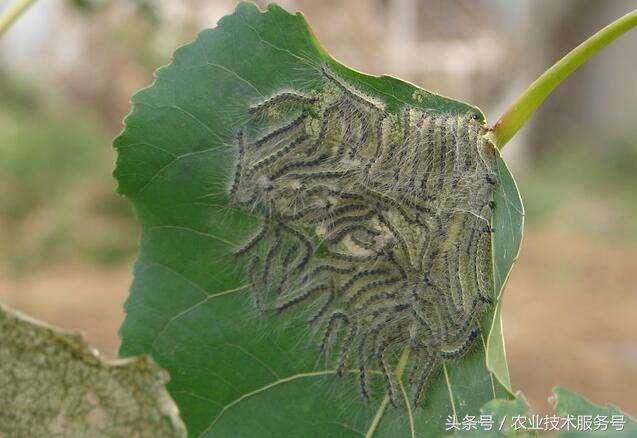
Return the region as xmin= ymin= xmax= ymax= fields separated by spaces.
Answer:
xmin=68 ymin=0 xmax=103 ymax=13
xmin=68 ymin=0 xmax=159 ymax=23
xmin=0 ymin=74 xmax=137 ymax=276
xmin=518 ymin=134 xmax=637 ymax=240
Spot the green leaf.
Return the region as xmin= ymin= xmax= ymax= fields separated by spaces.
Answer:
xmin=472 ymin=388 xmax=636 ymax=436
xmin=0 ymin=302 xmax=185 ymax=436
xmin=115 ymin=2 xmax=524 ymax=436
xmin=476 ymin=393 xmax=533 ymax=437
xmin=552 ymin=387 xmax=637 ymax=437
xmin=486 ymin=155 xmax=524 ymax=391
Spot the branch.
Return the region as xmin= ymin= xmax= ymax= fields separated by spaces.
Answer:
xmin=0 ymin=0 xmax=38 ymax=38
xmin=492 ymin=9 xmax=637 ymax=149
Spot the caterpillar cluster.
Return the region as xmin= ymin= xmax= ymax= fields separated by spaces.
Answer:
xmin=229 ymin=67 xmax=499 ymax=407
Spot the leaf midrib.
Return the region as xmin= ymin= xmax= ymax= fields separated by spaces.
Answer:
xmin=364 ymin=348 xmax=415 ymax=438
xmin=200 ymin=368 xmax=393 ymax=437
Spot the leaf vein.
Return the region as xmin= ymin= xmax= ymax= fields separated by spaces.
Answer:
xmin=148 ymin=225 xmax=238 ymax=247
xmin=200 ymin=370 xmax=336 ymax=436
xmin=199 ymin=62 xmax=265 ymax=98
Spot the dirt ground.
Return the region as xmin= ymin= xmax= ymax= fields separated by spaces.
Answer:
xmin=503 ymin=227 xmax=637 ymax=415
xmin=1 ymin=225 xmax=636 ymax=416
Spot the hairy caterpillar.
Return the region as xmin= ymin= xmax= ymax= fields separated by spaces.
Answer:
xmin=229 ymin=67 xmax=498 ymax=407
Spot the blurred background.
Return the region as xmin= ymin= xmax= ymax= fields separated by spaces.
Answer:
xmin=1 ymin=0 xmax=635 ymax=415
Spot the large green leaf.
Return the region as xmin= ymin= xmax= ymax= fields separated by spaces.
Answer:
xmin=115 ymin=2 xmax=523 ymax=436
